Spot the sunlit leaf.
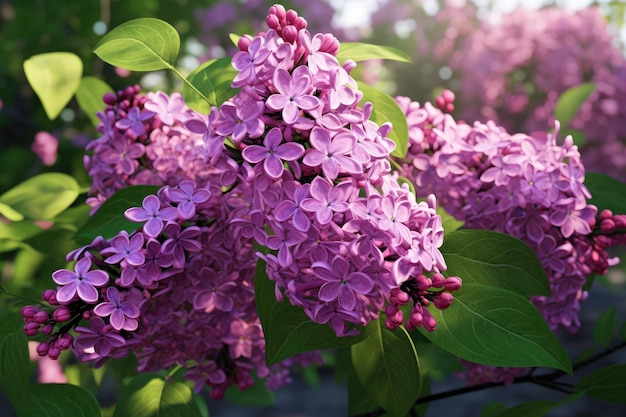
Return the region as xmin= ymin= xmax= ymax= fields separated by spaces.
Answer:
xmin=255 ymin=257 xmax=365 ymax=365
xmin=441 ymin=229 xmax=550 ymax=297
xmin=351 ymin=321 xmax=421 ymax=417
xmin=337 ymin=42 xmax=411 ymax=64
xmin=23 ymin=52 xmax=83 ymax=119
xmin=593 ymin=307 xmax=616 ymax=348
xmin=27 ymin=384 xmax=102 ymax=417
xmin=554 ymin=83 xmax=595 ymax=128
xmin=94 ymin=18 xmax=180 ymax=71
xmin=76 ymin=76 xmax=114 ymax=126
xmin=419 ymin=283 xmax=572 ymax=373
xmin=358 ymin=81 xmax=408 ymax=159
xmin=0 ymin=173 xmax=80 ymax=220
xmin=183 ymin=58 xmax=239 ymax=113
xmin=74 ymin=185 xmax=160 ymax=245
xmin=112 ymin=373 xmax=203 ymax=417
xmin=585 ymin=172 xmax=626 ymax=214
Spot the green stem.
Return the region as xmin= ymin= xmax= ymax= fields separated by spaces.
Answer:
xmin=169 ymin=66 xmax=212 ymax=109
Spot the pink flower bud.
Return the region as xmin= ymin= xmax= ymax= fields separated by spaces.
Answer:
xmin=433 ymin=292 xmax=454 ymax=309
xmin=42 ymin=324 xmax=54 ymax=335
xmin=444 ymin=277 xmax=462 ymax=291
xmin=24 ymin=322 xmax=40 ymax=336
xmin=21 ymin=305 xmax=37 ymax=319
xmin=34 ymin=311 xmax=49 ymax=324
xmin=52 ymin=307 xmax=72 ymax=322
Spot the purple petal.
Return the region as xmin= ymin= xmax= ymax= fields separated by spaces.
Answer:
xmin=264 ymin=155 xmax=285 ymax=179
xmin=303 ymin=149 xmax=327 ymax=167
xmin=76 ymin=282 xmax=99 ymax=303
xmin=275 ymin=142 xmax=305 ymax=161
xmin=52 ymin=269 xmax=77 ymax=285
xmin=82 ymin=269 xmax=109 ymax=286
xmin=294 ymin=95 xmax=320 ymax=111
xmin=56 ymin=282 xmax=78 ymax=303
xmin=273 ymin=69 xmax=293 ymax=96
xmin=337 ymin=286 xmax=357 ymax=311
xmin=125 ymin=207 xmax=150 ymax=222
xmin=242 ymin=145 xmax=268 ymax=164
xmin=282 ymin=102 xmax=300 ymax=125
xmin=347 ymin=272 xmax=375 ymax=294
xmin=109 ymin=310 xmax=126 ymax=330
xmin=318 ymin=282 xmax=340 ymax=303
xmin=143 ymin=218 xmax=164 ymax=237
xmin=94 ymin=302 xmax=115 ymax=317
xmin=266 ymin=94 xmax=289 ymax=112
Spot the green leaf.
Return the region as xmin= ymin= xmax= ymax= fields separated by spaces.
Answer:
xmin=228 ymin=33 xmax=240 ymax=47
xmin=0 ymin=221 xmax=43 ymax=242
xmin=620 ymin=320 xmax=626 ymax=342
xmin=347 ymin=361 xmax=380 ymax=416
xmin=76 ymin=76 xmax=114 ymax=126
xmin=183 ymin=58 xmax=239 ymax=113
xmin=576 ymin=364 xmax=626 ymax=403
xmin=23 ymin=52 xmax=83 ymax=119
xmin=561 ymin=128 xmax=586 ymax=147
xmin=337 ymin=42 xmax=411 ymax=64
xmin=357 ymin=81 xmax=408 ymax=159
xmin=112 ymin=373 xmax=203 ymax=417
xmin=94 ymin=18 xmax=180 ymax=71
xmin=254 ymin=257 xmax=364 ymax=364
xmin=0 ymin=173 xmax=80 ymax=220
xmin=438 ymin=207 xmax=464 ymax=233
xmin=0 ymin=201 xmax=25 ymax=221
xmin=419 ymin=283 xmax=572 ymax=373
xmin=492 ymin=391 xmax=586 ymax=417
xmin=481 ymin=402 xmax=507 ymax=417
xmin=225 ymin=374 xmax=275 ymax=406
xmin=441 ymin=229 xmax=550 ymax=297
xmin=554 ymin=83 xmax=595 ymax=128
xmin=351 ymin=321 xmax=421 ymax=417
xmin=26 ymin=384 xmax=102 ymax=417
xmin=593 ymin=307 xmax=616 ymax=347
xmin=585 ymin=172 xmax=626 ymax=214
xmin=409 ymin=330 xmax=463 ymax=380
xmin=74 ymin=186 xmax=160 ymax=245
xmin=24 ymin=225 xmax=79 ymax=258
xmin=0 ymin=331 xmax=31 ymax=413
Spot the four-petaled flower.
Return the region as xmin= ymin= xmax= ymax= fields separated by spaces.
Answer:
xmin=241 ymin=127 xmax=305 ymax=179
xmin=125 ymin=194 xmax=179 ymax=237
xmin=312 ymin=256 xmax=375 ymax=311
xmin=100 ymin=230 xmax=145 ymax=266
xmin=303 ymin=127 xmax=362 ymax=180
xmin=93 ymin=287 xmax=141 ymax=331
xmin=114 ymin=106 xmax=155 ymax=137
xmin=52 ymin=257 xmax=109 ymax=304
xmin=266 ymin=66 xmax=320 ymax=124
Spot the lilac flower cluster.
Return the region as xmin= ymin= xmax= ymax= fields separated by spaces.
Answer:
xmin=448 ymin=6 xmax=626 ymax=180
xmin=395 ymin=92 xmax=626 ymax=385
xmin=22 ymin=5 xmax=461 ymax=397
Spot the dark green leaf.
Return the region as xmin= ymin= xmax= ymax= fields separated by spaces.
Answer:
xmin=23 ymin=52 xmax=83 ymax=119
xmin=225 ymin=375 xmax=274 ymax=406
xmin=337 ymin=42 xmax=411 ymax=64
xmin=112 ymin=373 xmax=203 ymax=417
xmin=554 ymin=83 xmax=595 ymax=128
xmin=358 ymin=82 xmax=408 ymax=159
xmin=409 ymin=330 xmax=463 ymax=380
xmin=574 ymin=347 xmax=596 ymax=365
xmin=254 ymin=257 xmax=365 ymax=364
xmin=76 ymin=76 xmax=114 ymax=126
xmin=593 ymin=307 xmax=616 ymax=347
xmin=481 ymin=402 xmax=507 ymax=417
xmin=492 ymin=390 xmax=586 ymax=417
xmin=351 ymin=321 xmax=421 ymax=417
xmin=585 ymin=172 xmax=626 ymax=214
xmin=26 ymin=384 xmax=102 ymax=417
xmin=94 ymin=18 xmax=180 ymax=71
xmin=0 ymin=331 xmax=31 ymax=413
xmin=576 ymin=364 xmax=626 ymax=403
xmin=441 ymin=229 xmax=550 ymax=297
xmin=0 ymin=173 xmax=80 ymax=220
xmin=620 ymin=320 xmax=626 ymax=342
xmin=183 ymin=58 xmax=239 ymax=113
xmin=419 ymin=283 xmax=572 ymax=373
xmin=348 ymin=361 xmax=380 ymax=416
xmin=73 ymin=186 xmax=160 ymax=245
xmin=24 ymin=225 xmax=78 ymax=258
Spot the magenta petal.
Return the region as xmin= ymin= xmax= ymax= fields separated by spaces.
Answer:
xmin=109 ymin=310 xmax=125 ymax=330
xmin=83 ymin=269 xmax=109 ymax=286
xmin=52 ymin=269 xmax=77 ymax=285
xmin=275 ymin=142 xmax=304 ymax=161
xmin=142 ymin=195 xmax=161 ymax=213
xmin=292 ymin=210 xmax=311 ymax=232
xmin=242 ymin=145 xmax=268 ymax=164
xmin=215 ymin=293 xmax=234 ymax=311
xmin=282 ymin=102 xmax=300 ymax=125
xmin=125 ymin=207 xmax=150 ymax=222
xmin=143 ymin=218 xmax=164 ymax=237
xmin=318 ymin=282 xmax=339 ymax=303
xmin=295 ymin=95 xmax=320 ymax=111
xmin=94 ymin=302 xmax=115 ymax=317
xmin=273 ymin=69 xmax=293 ymax=96
xmin=303 ymin=150 xmax=326 ymax=167
xmin=56 ymin=283 xmax=78 ymax=303
xmin=266 ymin=94 xmax=289 ymax=112
xmin=264 ymin=155 xmax=284 ymax=179
xmin=348 ymin=272 xmax=375 ymax=294
xmin=76 ymin=282 xmax=99 ymax=303
xmin=337 ymin=286 xmax=357 ymax=311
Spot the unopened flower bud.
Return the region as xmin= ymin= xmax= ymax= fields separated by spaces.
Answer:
xmin=433 ymin=292 xmax=454 ymax=309
xmin=53 ymin=307 xmax=72 ymax=322
xmin=42 ymin=324 xmax=54 ymax=335
xmin=34 ymin=311 xmax=49 ymax=324
xmin=24 ymin=322 xmax=40 ymax=336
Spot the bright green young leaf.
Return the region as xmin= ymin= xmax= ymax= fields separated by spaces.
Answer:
xmin=0 ymin=331 xmax=31 ymax=413
xmin=94 ymin=18 xmax=180 ymax=71
xmin=0 ymin=173 xmax=80 ymax=220
xmin=112 ymin=373 xmax=203 ymax=417
xmin=27 ymin=384 xmax=102 ymax=417
xmin=419 ymin=283 xmax=572 ymax=373
xmin=437 ymin=207 xmax=464 ymax=233
xmin=576 ymin=363 xmax=626 ymax=403
xmin=441 ymin=229 xmax=550 ymax=297
xmin=23 ymin=52 xmax=83 ymax=119
xmin=351 ymin=321 xmax=421 ymax=417
xmin=0 ymin=201 xmax=25 ymax=221
xmin=554 ymin=83 xmax=595 ymax=128
xmin=357 ymin=81 xmax=408 ymax=159
xmin=76 ymin=76 xmax=114 ymax=126
xmin=593 ymin=307 xmax=616 ymax=347
xmin=585 ymin=172 xmax=626 ymax=214
xmin=74 ymin=185 xmax=160 ymax=245
xmin=25 ymin=225 xmax=78 ymax=258
xmin=0 ymin=222 xmax=42 ymax=242
xmin=229 ymin=33 xmax=241 ymax=47
xmin=337 ymin=42 xmax=411 ymax=64
xmin=183 ymin=58 xmax=239 ymax=113
xmin=254 ymin=257 xmax=365 ymax=364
